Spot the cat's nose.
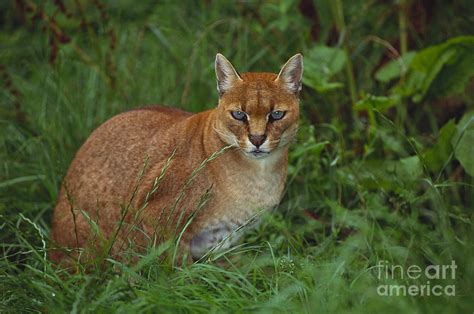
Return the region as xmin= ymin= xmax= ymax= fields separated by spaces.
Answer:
xmin=249 ymin=134 xmax=267 ymax=147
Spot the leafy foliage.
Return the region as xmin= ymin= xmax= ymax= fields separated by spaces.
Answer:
xmin=354 ymin=94 xmax=399 ymax=112
xmin=395 ymin=36 xmax=474 ymax=102
xmin=374 ymin=51 xmax=416 ymax=83
xmin=453 ymin=112 xmax=474 ymax=176
xmin=1 ymin=0 xmax=473 ymax=313
xmin=303 ymin=45 xmax=347 ymax=93
xmin=423 ymin=119 xmax=457 ymax=172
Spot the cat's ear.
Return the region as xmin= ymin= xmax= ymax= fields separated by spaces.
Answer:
xmin=215 ymin=53 xmax=242 ymax=96
xmin=275 ymin=54 xmax=303 ymax=95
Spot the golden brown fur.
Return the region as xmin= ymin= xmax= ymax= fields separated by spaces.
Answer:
xmin=50 ymin=54 xmax=303 ymax=265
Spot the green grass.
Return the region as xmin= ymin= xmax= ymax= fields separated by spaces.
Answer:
xmin=1 ymin=1 xmax=473 ymax=313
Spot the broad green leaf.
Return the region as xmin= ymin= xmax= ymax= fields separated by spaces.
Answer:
xmin=452 ymin=112 xmax=474 ymax=176
xmin=423 ymin=119 xmax=457 ymax=172
xmin=455 ymin=130 xmax=474 ymax=177
xmin=397 ymin=156 xmax=423 ymax=179
xmin=375 ymin=51 xmax=417 ymax=83
xmin=377 ymin=128 xmax=408 ymax=156
xmin=395 ymin=36 xmax=474 ymax=102
xmin=354 ymin=94 xmax=399 ymax=112
xmin=302 ymin=77 xmax=343 ymax=93
xmin=303 ymin=45 xmax=347 ymax=93
xmin=408 ymin=47 xmax=456 ymax=102
xmin=452 ymin=111 xmax=474 ymax=139
xmin=452 ymin=111 xmax=474 ymax=147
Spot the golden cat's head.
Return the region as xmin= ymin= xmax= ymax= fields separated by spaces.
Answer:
xmin=213 ymin=53 xmax=303 ymax=159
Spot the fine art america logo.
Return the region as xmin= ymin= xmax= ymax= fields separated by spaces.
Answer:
xmin=376 ymin=260 xmax=457 ymax=297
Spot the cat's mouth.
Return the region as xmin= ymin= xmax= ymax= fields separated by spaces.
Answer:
xmin=246 ymin=149 xmax=270 ymax=159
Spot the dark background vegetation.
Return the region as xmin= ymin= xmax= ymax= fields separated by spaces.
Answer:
xmin=1 ymin=0 xmax=473 ymax=312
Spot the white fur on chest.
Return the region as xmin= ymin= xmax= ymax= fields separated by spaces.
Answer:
xmin=218 ymin=161 xmax=286 ymax=224
xmin=190 ymin=158 xmax=286 ymax=260
xmin=238 ymin=172 xmax=282 ymax=209
xmin=190 ymin=173 xmax=281 ymax=260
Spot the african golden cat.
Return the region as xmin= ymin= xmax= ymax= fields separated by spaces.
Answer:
xmin=50 ymin=53 xmax=303 ymax=265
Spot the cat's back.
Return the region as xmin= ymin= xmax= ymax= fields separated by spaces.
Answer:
xmin=61 ymin=105 xmax=192 ymax=204
xmin=75 ymin=105 xmax=191 ymax=162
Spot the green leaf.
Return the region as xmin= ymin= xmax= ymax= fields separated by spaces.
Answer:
xmin=397 ymin=156 xmax=423 ymax=179
xmin=354 ymin=94 xmax=399 ymax=112
xmin=375 ymin=51 xmax=417 ymax=83
xmin=303 ymin=45 xmax=347 ymax=93
xmin=452 ymin=111 xmax=474 ymax=146
xmin=455 ymin=130 xmax=474 ymax=177
xmin=452 ymin=112 xmax=474 ymax=176
xmin=377 ymin=128 xmax=408 ymax=156
xmin=395 ymin=36 xmax=474 ymax=102
xmin=423 ymin=119 xmax=457 ymax=172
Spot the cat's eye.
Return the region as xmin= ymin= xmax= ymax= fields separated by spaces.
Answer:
xmin=269 ymin=110 xmax=285 ymax=121
xmin=231 ymin=110 xmax=247 ymax=121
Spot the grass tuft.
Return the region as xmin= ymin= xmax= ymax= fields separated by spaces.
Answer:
xmin=1 ymin=1 xmax=473 ymax=312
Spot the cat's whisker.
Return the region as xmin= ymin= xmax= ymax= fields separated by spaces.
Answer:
xmin=212 ymin=127 xmax=239 ymax=148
